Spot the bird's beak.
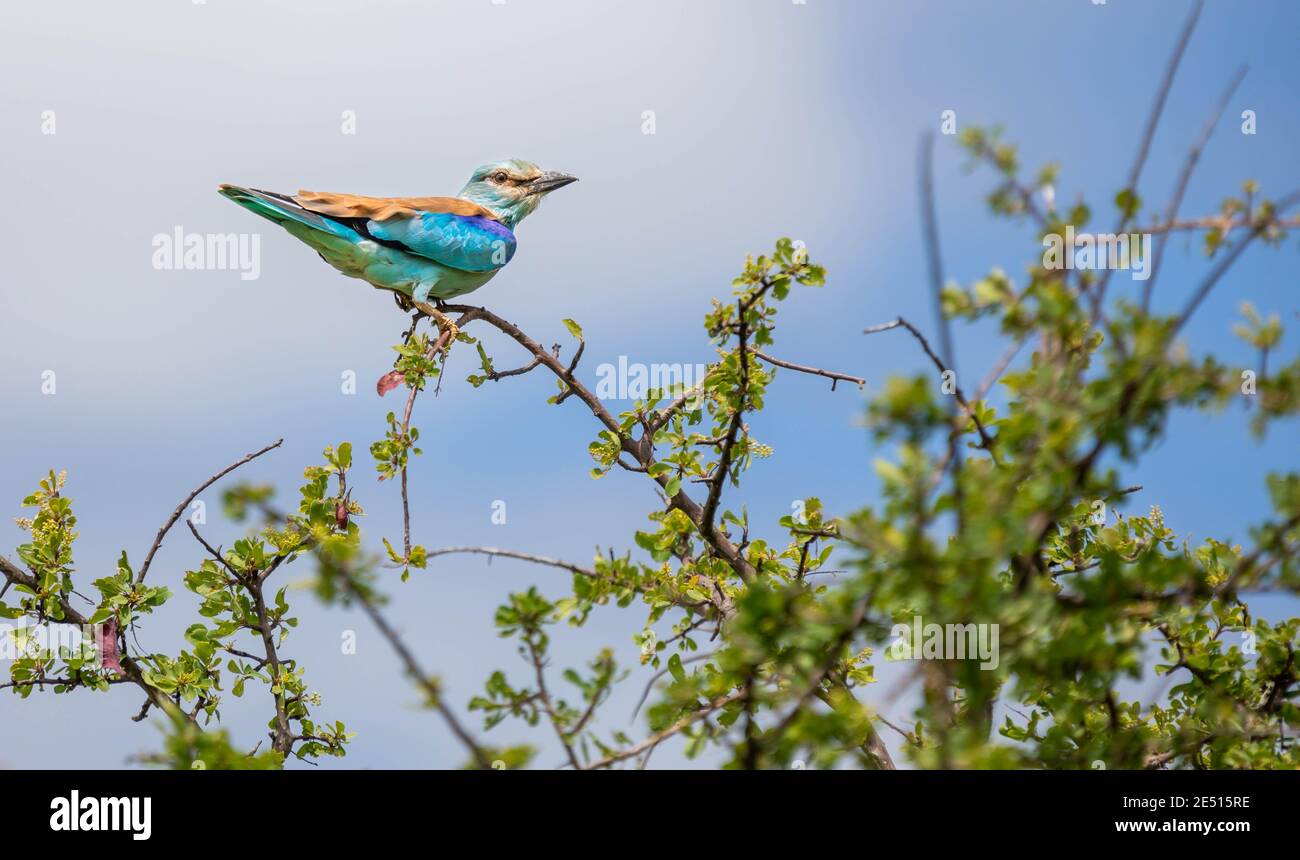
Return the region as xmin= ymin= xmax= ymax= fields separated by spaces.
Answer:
xmin=527 ymin=171 xmax=579 ymax=196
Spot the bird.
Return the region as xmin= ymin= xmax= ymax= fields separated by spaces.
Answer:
xmin=218 ymin=160 xmax=578 ymax=319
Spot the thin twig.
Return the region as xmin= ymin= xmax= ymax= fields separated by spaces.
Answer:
xmin=747 ymin=348 xmax=865 ymax=390
xmin=1091 ymin=0 xmax=1203 ymax=321
xmin=525 ymin=638 xmax=582 ymax=770
xmin=485 ymin=356 xmax=543 ymax=380
xmin=553 ymin=339 xmax=586 ymax=405
xmin=137 ymin=439 xmax=283 ymax=584
xmin=630 ymin=651 xmax=717 ymax=722
xmin=426 ymin=546 xmax=598 ymax=578
xmin=1138 ymin=214 xmax=1300 ymax=236
xmin=584 ymin=690 xmax=746 ymax=769
xmin=864 ymin=317 xmax=995 ymax=452
xmin=337 ymin=569 xmax=493 ymax=769
xmin=1142 ymin=64 xmax=1249 ymax=311
xmin=919 ymin=131 xmax=957 ymax=376
xmin=396 ymin=310 xmax=480 ymax=561
xmin=249 ymin=576 xmax=293 ymax=754
xmin=1171 ymin=191 xmax=1300 ymax=336
xmin=186 ymin=521 xmax=244 ymax=581
xmin=973 ymin=338 xmax=1025 ymax=404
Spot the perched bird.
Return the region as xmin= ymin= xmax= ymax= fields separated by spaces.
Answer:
xmin=218 ymin=159 xmax=577 ymax=309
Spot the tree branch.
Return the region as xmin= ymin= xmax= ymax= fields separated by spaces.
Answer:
xmin=1142 ymin=64 xmax=1249 ymax=311
xmin=584 ymin=690 xmax=746 ymax=769
xmin=336 ymin=566 xmax=493 ymax=769
xmin=1171 ymin=190 xmax=1300 ymax=336
xmin=441 ymin=304 xmax=759 ymax=594
xmin=248 ymin=576 xmax=293 ymax=755
xmin=426 ymin=546 xmax=598 ymax=579
xmin=0 ymin=555 xmax=194 ymax=727
xmin=699 ymin=300 xmax=750 ymax=562
xmin=524 ymin=637 xmax=581 ymax=770
xmin=864 ymin=317 xmax=996 ymax=452
xmin=747 ymin=348 xmax=865 ymax=390
xmin=137 ymin=438 xmax=283 ymax=584
xmin=1091 ymin=0 xmax=1203 ymax=320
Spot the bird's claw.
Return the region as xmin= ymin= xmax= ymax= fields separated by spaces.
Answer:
xmin=413 ymin=301 xmax=460 ymax=350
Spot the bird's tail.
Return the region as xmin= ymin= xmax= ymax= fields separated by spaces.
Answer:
xmin=218 ymin=184 xmax=353 ymax=239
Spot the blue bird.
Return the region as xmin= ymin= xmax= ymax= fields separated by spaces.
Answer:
xmin=218 ymin=160 xmax=577 ymax=311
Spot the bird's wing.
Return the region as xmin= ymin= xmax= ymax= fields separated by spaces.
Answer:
xmin=365 ymin=211 xmax=517 ymax=274
xmin=294 ymin=191 xmax=497 ymax=222
xmin=295 ymin=190 xmax=516 ymax=273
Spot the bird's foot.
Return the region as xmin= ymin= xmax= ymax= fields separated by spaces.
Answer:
xmin=413 ymin=301 xmax=460 ymax=349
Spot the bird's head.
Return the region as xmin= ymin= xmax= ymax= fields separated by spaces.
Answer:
xmin=458 ymin=159 xmax=578 ymax=228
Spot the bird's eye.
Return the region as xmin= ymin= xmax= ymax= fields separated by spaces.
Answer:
xmin=492 ymin=172 xmax=509 ymax=183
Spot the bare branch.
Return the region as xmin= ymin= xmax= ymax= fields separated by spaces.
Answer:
xmin=137 ymin=438 xmax=283 ymax=584
xmin=186 ymin=521 xmax=244 ymax=581
xmin=336 ymin=567 xmax=493 ymax=769
xmin=747 ymin=348 xmax=865 ymax=390
xmin=395 ymin=310 xmax=481 ymax=561
xmin=919 ymin=131 xmax=957 ymax=377
xmin=426 ymin=546 xmax=598 ymax=579
xmin=1142 ymin=64 xmax=1249 ymax=311
xmin=485 ymin=356 xmax=544 ymax=381
xmin=1091 ymin=0 xmax=1203 ymax=319
xmin=553 ymin=338 xmax=587 ymax=405
xmin=442 ymin=304 xmax=624 ymax=437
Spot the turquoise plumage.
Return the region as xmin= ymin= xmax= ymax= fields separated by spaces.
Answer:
xmin=219 ymin=159 xmax=576 ymax=304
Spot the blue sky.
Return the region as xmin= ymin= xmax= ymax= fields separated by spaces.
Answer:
xmin=1 ymin=0 xmax=1296 ymax=768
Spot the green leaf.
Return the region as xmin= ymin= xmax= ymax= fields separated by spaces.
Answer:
xmin=667 ymin=654 xmax=686 ymax=684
